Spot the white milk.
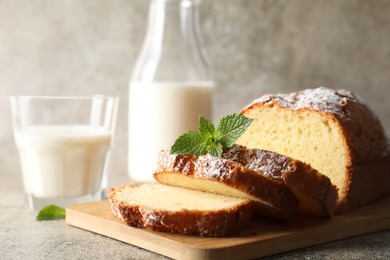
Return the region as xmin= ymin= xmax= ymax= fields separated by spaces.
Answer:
xmin=14 ymin=125 xmax=112 ymax=198
xmin=129 ymin=82 xmax=214 ymax=183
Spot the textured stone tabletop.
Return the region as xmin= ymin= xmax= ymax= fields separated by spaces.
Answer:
xmin=1 ymin=0 xmax=390 ymax=259
xmin=1 ymin=166 xmax=390 ymax=260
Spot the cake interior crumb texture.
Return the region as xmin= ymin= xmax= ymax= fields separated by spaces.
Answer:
xmin=156 ymin=172 xmax=268 ymax=203
xmin=118 ymin=184 xmax=249 ymax=211
xmin=239 ymin=106 xmax=348 ymax=204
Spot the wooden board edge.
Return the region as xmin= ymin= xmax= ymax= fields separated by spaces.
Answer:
xmin=203 ymin=214 xmax=390 ymax=259
xmin=65 ymin=198 xmax=390 ymax=260
xmin=65 ymin=206 xmax=207 ymax=259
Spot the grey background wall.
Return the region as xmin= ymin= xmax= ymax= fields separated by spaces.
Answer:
xmin=1 ymin=0 xmax=389 ymax=185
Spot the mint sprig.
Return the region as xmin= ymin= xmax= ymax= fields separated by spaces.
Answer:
xmin=170 ymin=114 xmax=253 ymax=157
xmin=36 ymin=204 xmax=66 ymax=221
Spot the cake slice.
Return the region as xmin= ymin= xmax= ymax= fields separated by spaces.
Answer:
xmin=222 ymin=145 xmax=338 ymax=217
xmin=154 ymin=151 xmax=299 ymax=222
xmin=108 ymin=183 xmax=253 ymax=237
xmin=237 ymin=87 xmax=390 ymax=213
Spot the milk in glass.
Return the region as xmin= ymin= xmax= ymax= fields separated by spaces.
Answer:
xmin=15 ymin=125 xmax=112 ymax=199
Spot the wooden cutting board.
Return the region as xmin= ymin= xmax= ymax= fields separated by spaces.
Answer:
xmin=66 ymin=197 xmax=390 ymax=260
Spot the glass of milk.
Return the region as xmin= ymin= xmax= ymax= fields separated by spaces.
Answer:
xmin=10 ymin=95 xmax=119 ymax=210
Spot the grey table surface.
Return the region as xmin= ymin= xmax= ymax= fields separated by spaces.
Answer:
xmin=2 ymin=167 xmax=390 ymax=260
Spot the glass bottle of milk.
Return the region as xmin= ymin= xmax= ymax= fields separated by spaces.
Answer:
xmin=129 ymin=0 xmax=214 ymax=183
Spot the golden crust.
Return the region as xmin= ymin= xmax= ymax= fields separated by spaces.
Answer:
xmin=338 ymin=147 xmax=390 ymax=213
xmin=222 ymin=145 xmax=338 ymax=217
xmin=282 ymin=161 xmax=338 ymax=217
xmin=154 ymin=151 xmax=299 ymax=222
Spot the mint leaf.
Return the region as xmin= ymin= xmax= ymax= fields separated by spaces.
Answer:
xmin=215 ymin=114 xmax=253 ymax=147
xmin=170 ymin=131 xmax=209 ymax=156
xmin=36 ymin=205 xmax=66 ymax=221
xmin=207 ymin=142 xmax=223 ymax=157
xmin=170 ymin=114 xmax=253 ymax=157
xmin=199 ymin=116 xmax=215 ymax=139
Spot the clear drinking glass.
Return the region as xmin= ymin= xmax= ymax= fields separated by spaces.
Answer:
xmin=10 ymin=95 xmax=119 ymax=210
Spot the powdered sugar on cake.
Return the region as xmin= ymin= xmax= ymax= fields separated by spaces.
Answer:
xmin=196 ymin=155 xmax=236 ymax=179
xmin=245 ymin=149 xmax=292 ymax=179
xmin=157 ymin=150 xmax=237 ymax=180
xmin=158 ymin=145 xmax=296 ymax=181
xmin=157 ymin=150 xmax=194 ymax=174
xmin=247 ymin=87 xmax=363 ymax=118
xmin=222 ymin=145 xmax=293 ymax=180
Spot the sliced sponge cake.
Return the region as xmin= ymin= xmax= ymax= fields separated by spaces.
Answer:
xmin=237 ymin=87 xmax=390 ymax=213
xmin=108 ymin=183 xmax=253 ymax=237
xmin=222 ymin=144 xmax=337 ymax=217
xmin=154 ymin=150 xmax=298 ymax=222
